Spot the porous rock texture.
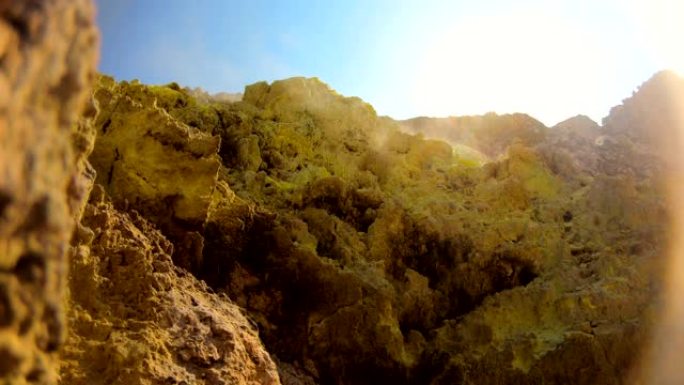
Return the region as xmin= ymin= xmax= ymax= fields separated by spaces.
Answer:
xmin=0 ymin=0 xmax=98 ymax=383
xmin=0 ymin=1 xmax=280 ymax=383
xmin=60 ymin=79 xmax=281 ymax=384
xmin=60 ymin=186 xmax=280 ymax=385
xmin=88 ymin=76 xmax=224 ymax=273
xmin=78 ymin=71 xmax=680 ymax=384
xmin=7 ymin=1 xmax=677 ymax=384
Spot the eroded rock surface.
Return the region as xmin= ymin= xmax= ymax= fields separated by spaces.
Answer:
xmin=9 ymin=1 xmax=675 ymax=384
xmin=60 ymin=187 xmax=280 ymax=385
xmin=79 ymin=72 xmax=679 ymax=384
xmin=0 ymin=0 xmax=98 ymax=383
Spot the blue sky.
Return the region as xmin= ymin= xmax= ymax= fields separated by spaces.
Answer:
xmin=96 ymin=0 xmax=682 ymax=125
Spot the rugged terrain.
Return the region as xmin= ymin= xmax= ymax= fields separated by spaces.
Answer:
xmin=1 ymin=2 xmax=682 ymax=383
xmin=62 ymin=71 xmax=680 ymax=384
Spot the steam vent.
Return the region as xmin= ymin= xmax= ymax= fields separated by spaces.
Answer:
xmin=2 ymin=1 xmax=684 ymax=384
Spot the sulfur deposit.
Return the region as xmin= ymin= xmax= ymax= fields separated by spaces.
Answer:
xmin=59 ymin=77 xmax=280 ymax=385
xmin=62 ymin=71 xmax=677 ymax=385
xmin=1 ymin=1 xmax=681 ymax=382
xmin=60 ymin=186 xmax=280 ymax=385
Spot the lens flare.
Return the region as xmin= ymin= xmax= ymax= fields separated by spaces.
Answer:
xmin=628 ymin=74 xmax=684 ymax=384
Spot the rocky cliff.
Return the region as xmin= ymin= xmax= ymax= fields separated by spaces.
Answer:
xmin=60 ymin=71 xmax=679 ymax=384
xmin=59 ymin=79 xmax=281 ymax=385
xmin=1 ymin=2 xmax=680 ymax=382
xmin=0 ymin=2 xmax=279 ymax=384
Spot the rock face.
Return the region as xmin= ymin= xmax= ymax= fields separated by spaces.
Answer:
xmin=3 ymin=5 xmax=676 ymax=381
xmin=0 ymin=1 xmax=98 ymax=383
xmin=76 ymin=72 xmax=678 ymax=384
xmin=599 ymin=71 xmax=684 ymax=385
xmin=535 ymin=115 xmax=602 ymax=183
xmin=400 ymin=113 xmax=548 ymax=159
xmin=88 ymin=76 xmax=224 ymax=272
xmin=601 ymin=71 xmax=684 ymax=178
xmin=60 ymin=78 xmax=281 ymax=385
xmin=60 ymin=186 xmax=280 ymax=385
xmin=0 ymin=2 xmax=281 ymax=383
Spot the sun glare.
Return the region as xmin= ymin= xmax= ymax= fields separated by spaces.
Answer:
xmin=410 ymin=9 xmax=607 ymax=125
xmin=408 ymin=0 xmax=682 ymax=126
xmin=627 ymin=0 xmax=684 ymax=76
